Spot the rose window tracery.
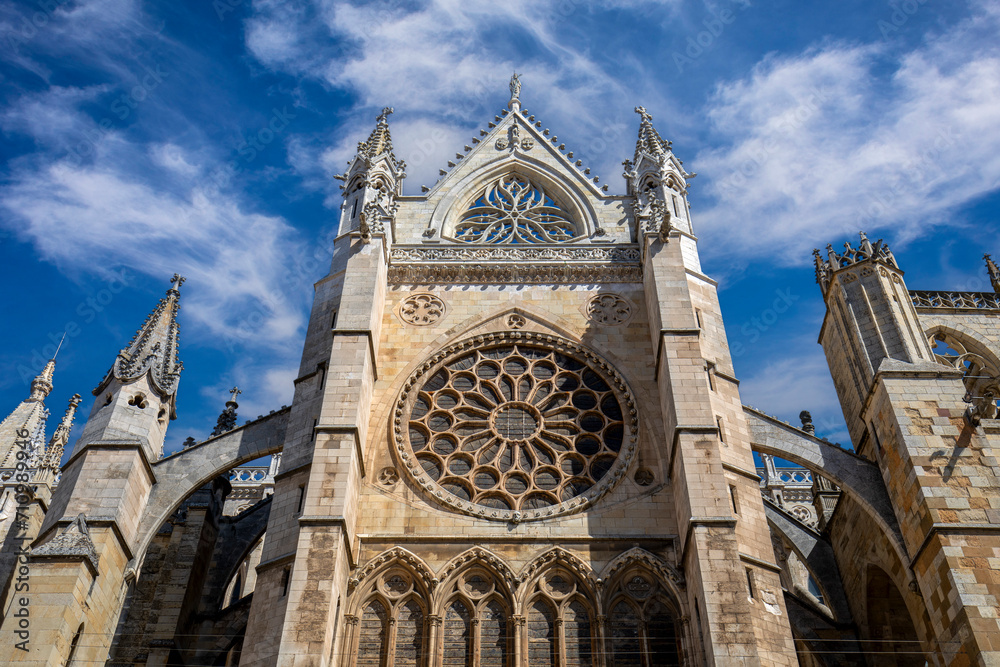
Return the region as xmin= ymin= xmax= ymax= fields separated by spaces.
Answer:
xmin=453 ymin=175 xmax=578 ymax=244
xmin=394 ymin=332 xmax=637 ymax=521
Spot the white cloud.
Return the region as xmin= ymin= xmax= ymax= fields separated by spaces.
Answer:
xmin=694 ymin=5 xmax=1000 ymax=265
xmin=245 ymin=0 xmax=679 ymax=194
xmin=739 ymin=351 xmax=850 ymax=446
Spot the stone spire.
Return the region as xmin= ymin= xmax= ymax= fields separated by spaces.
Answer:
xmin=632 ymin=105 xmax=671 ymax=161
xmin=40 ymin=394 xmax=81 ymax=470
xmin=335 ymin=109 xmax=406 ymax=241
xmin=95 ymin=274 xmax=184 ymax=400
xmin=356 ymin=107 xmax=400 ymax=167
xmin=211 ymin=387 xmax=241 ymax=438
xmin=624 ymin=106 xmax=695 ymax=238
xmin=0 ymin=353 xmax=65 ymax=469
xmin=28 ymin=359 xmax=56 ymax=402
xmin=985 ymin=254 xmax=1000 ymax=293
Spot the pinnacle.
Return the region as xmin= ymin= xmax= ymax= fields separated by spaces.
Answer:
xmin=357 ymin=107 xmax=397 ymax=161
xmin=632 ymin=106 xmax=672 ymax=162
xmin=96 ymin=275 xmax=184 ymax=399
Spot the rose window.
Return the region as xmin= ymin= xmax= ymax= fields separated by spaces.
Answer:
xmin=453 ymin=174 xmax=578 ymax=244
xmin=393 ymin=332 xmax=637 ymax=522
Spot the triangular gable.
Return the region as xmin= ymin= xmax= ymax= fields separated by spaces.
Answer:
xmin=422 ymin=106 xmax=610 ymax=201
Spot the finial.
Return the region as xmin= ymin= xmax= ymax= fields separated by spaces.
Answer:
xmin=169 ymin=273 xmax=186 ymax=293
xmin=799 ymin=410 xmax=815 ymax=434
xmin=508 ymin=72 xmax=522 ymax=110
xmin=211 ymin=387 xmax=241 ymax=437
xmin=53 ymin=332 xmax=66 ymax=360
xmin=634 ymin=105 xmax=651 ymax=121
xmin=378 ymin=107 xmax=394 ymax=122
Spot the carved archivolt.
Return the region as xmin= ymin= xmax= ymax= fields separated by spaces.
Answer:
xmin=438 ymin=547 xmax=519 ymax=598
xmin=600 ymin=547 xmax=684 ymax=588
xmin=347 ymin=546 xmax=438 ymax=594
xmin=393 ymin=331 xmax=639 ymax=522
xmin=518 ymin=547 xmax=597 ymax=593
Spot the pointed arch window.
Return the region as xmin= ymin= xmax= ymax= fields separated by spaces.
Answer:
xmin=357 ymin=599 xmax=389 ymax=667
xmin=352 ymin=569 xmax=428 ymax=667
xmin=521 ymin=568 xmax=597 ymax=667
xmin=605 ymin=568 xmax=683 ymax=667
xmin=454 ymin=174 xmax=578 ymax=244
xmin=443 ymin=600 xmax=473 ymax=667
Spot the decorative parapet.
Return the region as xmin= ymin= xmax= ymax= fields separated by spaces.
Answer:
xmin=758 ymin=462 xmax=820 ymax=529
xmin=910 ymin=290 xmax=1000 ymax=311
xmin=224 ymin=454 xmax=279 ymax=516
xmin=813 ymin=232 xmax=898 ymax=295
xmin=387 ymin=245 xmax=642 ymax=285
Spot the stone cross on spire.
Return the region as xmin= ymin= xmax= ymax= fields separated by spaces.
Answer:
xmin=508 ymin=72 xmax=522 ymax=111
xmin=170 ymin=273 xmax=186 ymax=293
xmin=211 ymin=386 xmax=242 ymax=437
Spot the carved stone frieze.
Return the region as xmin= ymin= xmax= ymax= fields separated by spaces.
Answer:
xmin=388 ymin=245 xmax=642 ymax=285
xmin=391 ymin=245 xmax=640 ymax=263
xmin=389 ymin=264 xmax=642 ymax=285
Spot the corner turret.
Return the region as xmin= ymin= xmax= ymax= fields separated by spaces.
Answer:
xmin=334 ymin=108 xmax=406 ymax=242
xmin=623 ymin=106 xmax=696 ymax=239
xmin=814 ymin=233 xmax=935 ymax=446
xmin=76 ymin=275 xmax=185 ymax=459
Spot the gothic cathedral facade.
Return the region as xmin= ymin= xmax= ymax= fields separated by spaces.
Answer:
xmin=4 ymin=79 xmax=1000 ymax=666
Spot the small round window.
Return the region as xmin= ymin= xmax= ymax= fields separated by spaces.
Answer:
xmin=393 ymin=332 xmax=638 ymax=521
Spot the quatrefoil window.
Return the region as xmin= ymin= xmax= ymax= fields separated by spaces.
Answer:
xmin=453 ymin=175 xmax=578 ymax=244
xmin=394 ymin=333 xmax=638 ymax=522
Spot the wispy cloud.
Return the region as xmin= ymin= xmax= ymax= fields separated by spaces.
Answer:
xmin=244 ymin=0 xmax=679 ymax=193
xmin=695 ymin=4 xmax=1000 ymax=266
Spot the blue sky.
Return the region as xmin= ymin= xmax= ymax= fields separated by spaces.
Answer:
xmin=1 ymin=0 xmax=999 ymax=455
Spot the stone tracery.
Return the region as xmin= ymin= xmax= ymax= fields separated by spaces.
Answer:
xmin=453 ymin=174 xmax=578 ymax=244
xmin=395 ymin=333 xmax=637 ymax=522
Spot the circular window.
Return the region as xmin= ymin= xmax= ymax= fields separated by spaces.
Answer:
xmin=393 ymin=332 xmax=638 ymax=522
